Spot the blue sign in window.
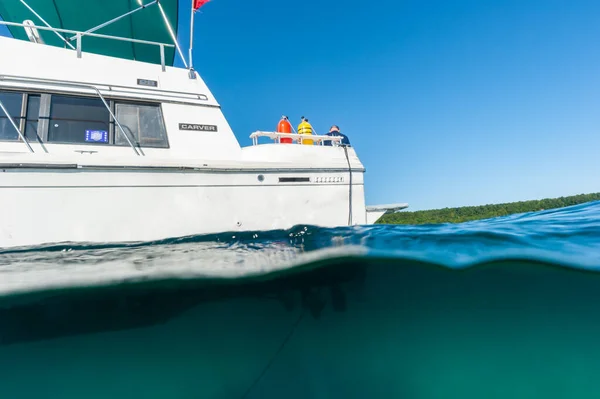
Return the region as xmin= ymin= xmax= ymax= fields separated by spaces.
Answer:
xmin=85 ymin=130 xmax=108 ymax=143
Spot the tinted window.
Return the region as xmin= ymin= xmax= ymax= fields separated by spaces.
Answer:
xmin=0 ymin=91 xmax=23 ymax=141
xmin=24 ymin=95 xmax=40 ymax=141
xmin=115 ymin=103 xmax=168 ymax=148
xmin=48 ymin=95 xmax=110 ymax=144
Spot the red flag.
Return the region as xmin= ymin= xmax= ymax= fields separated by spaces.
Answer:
xmin=193 ymin=0 xmax=210 ymax=11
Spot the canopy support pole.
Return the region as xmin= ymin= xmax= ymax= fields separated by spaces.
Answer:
xmin=19 ymin=0 xmax=75 ymax=49
xmin=157 ymin=1 xmax=188 ymax=69
xmin=67 ymin=0 xmax=159 ymax=42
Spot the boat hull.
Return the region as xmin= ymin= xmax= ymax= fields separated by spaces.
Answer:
xmin=0 ymin=167 xmax=366 ymax=248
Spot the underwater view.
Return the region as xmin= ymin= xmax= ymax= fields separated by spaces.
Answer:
xmin=1 ymin=200 xmax=600 ymax=398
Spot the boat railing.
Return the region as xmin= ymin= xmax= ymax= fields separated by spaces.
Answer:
xmin=249 ymin=131 xmax=344 ymax=146
xmin=0 ymin=21 xmax=175 ymax=72
xmin=0 ymin=73 xmax=209 ymax=103
xmin=0 ymin=75 xmax=144 ymax=156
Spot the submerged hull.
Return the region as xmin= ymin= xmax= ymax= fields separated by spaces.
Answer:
xmin=0 ymin=162 xmax=366 ymax=248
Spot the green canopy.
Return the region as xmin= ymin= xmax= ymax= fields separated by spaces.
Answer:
xmin=0 ymin=0 xmax=180 ymax=66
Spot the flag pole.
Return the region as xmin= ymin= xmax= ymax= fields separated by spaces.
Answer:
xmin=188 ymin=0 xmax=195 ymax=77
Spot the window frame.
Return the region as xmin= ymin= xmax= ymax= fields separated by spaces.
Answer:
xmin=46 ymin=93 xmax=113 ymax=146
xmin=23 ymin=93 xmax=44 ymax=143
xmin=112 ymin=100 xmax=170 ymax=149
xmin=0 ymin=89 xmax=27 ymax=142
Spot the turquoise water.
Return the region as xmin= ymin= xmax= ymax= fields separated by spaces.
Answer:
xmin=1 ymin=201 xmax=600 ymax=398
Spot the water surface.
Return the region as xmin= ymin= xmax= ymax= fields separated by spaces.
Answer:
xmin=1 ymin=201 xmax=599 ymax=398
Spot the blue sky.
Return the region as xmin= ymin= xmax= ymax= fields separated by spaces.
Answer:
xmin=3 ymin=0 xmax=600 ymax=211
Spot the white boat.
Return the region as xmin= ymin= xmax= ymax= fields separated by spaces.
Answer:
xmin=0 ymin=0 xmax=408 ymax=248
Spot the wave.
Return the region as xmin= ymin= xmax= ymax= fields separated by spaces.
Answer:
xmin=1 ymin=200 xmax=599 ymax=299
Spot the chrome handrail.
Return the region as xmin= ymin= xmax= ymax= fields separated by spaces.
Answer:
xmin=0 ymin=76 xmax=144 ymax=156
xmin=249 ymin=131 xmax=344 ymax=146
xmin=0 ymin=73 xmax=209 ymax=102
xmin=0 ymin=74 xmax=209 ymax=105
xmin=0 ymin=21 xmax=174 ymax=71
xmin=0 ymin=100 xmax=34 ymax=153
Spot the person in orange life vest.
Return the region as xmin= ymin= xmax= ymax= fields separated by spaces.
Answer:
xmin=297 ymin=116 xmax=314 ymax=145
xmin=277 ymin=115 xmax=293 ymax=144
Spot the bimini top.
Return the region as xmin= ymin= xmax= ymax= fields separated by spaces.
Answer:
xmin=0 ymin=0 xmax=179 ymax=66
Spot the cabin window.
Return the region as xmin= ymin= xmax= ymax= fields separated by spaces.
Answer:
xmin=114 ymin=103 xmax=169 ymax=148
xmin=47 ymin=95 xmax=110 ymax=144
xmin=0 ymin=91 xmax=24 ymax=141
xmin=0 ymin=91 xmax=169 ymax=148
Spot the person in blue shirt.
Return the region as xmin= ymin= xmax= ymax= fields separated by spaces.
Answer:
xmin=324 ymin=125 xmax=350 ymax=146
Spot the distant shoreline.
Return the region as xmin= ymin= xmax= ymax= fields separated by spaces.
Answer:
xmin=378 ymin=193 xmax=600 ymax=225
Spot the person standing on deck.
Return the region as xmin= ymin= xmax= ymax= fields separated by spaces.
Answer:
xmin=324 ymin=125 xmax=351 ymax=146
xmin=297 ymin=116 xmax=314 ymax=145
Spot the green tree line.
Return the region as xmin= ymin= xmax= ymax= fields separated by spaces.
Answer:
xmin=378 ymin=193 xmax=600 ymax=225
